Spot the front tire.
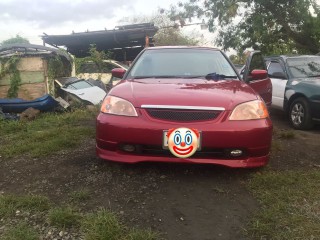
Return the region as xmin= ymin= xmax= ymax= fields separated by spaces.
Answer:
xmin=289 ymin=97 xmax=314 ymax=130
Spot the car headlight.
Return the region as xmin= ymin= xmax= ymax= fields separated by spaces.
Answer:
xmin=229 ymin=100 xmax=269 ymax=120
xmin=100 ymin=96 xmax=138 ymax=116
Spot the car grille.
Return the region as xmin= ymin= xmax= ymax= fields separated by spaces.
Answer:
xmin=145 ymin=109 xmax=221 ymax=122
xmin=123 ymin=144 xmax=246 ymax=159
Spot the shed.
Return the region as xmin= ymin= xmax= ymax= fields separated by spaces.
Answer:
xmin=0 ymin=44 xmax=72 ymax=100
xmin=42 ymin=23 xmax=158 ymax=61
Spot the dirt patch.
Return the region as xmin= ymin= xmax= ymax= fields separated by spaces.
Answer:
xmin=1 ymin=110 xmax=319 ymax=240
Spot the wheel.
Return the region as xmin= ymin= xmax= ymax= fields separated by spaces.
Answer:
xmin=289 ymin=97 xmax=314 ymax=130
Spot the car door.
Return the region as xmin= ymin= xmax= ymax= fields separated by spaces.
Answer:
xmin=266 ymin=60 xmax=288 ymax=110
xmin=243 ymin=51 xmax=272 ymax=106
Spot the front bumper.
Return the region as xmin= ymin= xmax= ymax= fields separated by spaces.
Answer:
xmin=96 ymin=111 xmax=273 ymax=168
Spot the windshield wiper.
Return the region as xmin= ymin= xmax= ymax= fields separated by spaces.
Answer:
xmin=205 ymin=73 xmax=238 ymax=80
xmin=132 ymin=75 xmax=182 ymax=79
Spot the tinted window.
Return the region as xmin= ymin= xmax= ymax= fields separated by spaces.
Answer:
xmin=287 ymin=56 xmax=320 ymax=78
xmin=249 ymin=54 xmax=266 ymax=72
xmin=128 ymin=49 xmax=238 ymax=79
xmin=268 ymin=62 xmax=285 ymax=76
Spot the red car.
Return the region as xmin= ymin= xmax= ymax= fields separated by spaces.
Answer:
xmin=96 ymin=47 xmax=272 ymax=168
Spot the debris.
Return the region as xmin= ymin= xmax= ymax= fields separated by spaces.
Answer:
xmin=0 ymin=107 xmax=19 ymax=120
xmin=20 ymin=107 xmax=40 ymax=121
xmin=55 ymin=97 xmax=70 ymax=109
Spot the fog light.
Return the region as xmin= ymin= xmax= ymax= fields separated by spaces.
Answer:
xmin=122 ymin=144 xmax=136 ymax=152
xmin=230 ymin=149 xmax=243 ymax=157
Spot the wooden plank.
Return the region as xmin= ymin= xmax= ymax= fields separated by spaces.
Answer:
xmin=0 ymin=82 xmax=47 ymax=100
xmin=0 ymin=71 xmax=45 ymax=86
xmin=17 ymin=57 xmax=44 ymax=71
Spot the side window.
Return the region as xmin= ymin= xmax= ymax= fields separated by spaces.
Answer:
xmin=249 ymin=54 xmax=266 ymax=72
xmin=268 ymin=61 xmax=286 ymax=79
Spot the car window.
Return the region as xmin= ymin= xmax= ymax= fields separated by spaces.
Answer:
xmin=287 ymin=56 xmax=320 ymax=78
xmin=268 ymin=61 xmax=285 ymax=76
xmin=66 ymin=80 xmax=92 ymax=89
xmin=249 ymin=54 xmax=266 ymax=72
xmin=128 ymin=49 xmax=238 ymax=79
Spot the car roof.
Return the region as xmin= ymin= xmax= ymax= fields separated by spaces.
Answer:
xmin=265 ymin=54 xmax=319 ymax=61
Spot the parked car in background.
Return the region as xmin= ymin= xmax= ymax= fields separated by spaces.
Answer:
xmin=96 ymin=47 xmax=273 ymax=168
xmin=76 ymin=60 xmax=128 ymax=90
xmin=265 ymin=55 xmax=320 ymax=130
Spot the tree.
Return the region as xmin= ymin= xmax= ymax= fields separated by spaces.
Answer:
xmin=1 ymin=35 xmax=29 ymax=46
xmin=119 ymin=13 xmax=200 ymax=46
xmin=168 ymin=0 xmax=320 ymax=54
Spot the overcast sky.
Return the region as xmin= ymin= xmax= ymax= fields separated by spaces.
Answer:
xmin=0 ymin=0 xmax=196 ymax=45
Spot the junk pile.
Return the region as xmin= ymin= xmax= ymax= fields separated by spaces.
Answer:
xmin=0 ymin=44 xmax=107 ymax=119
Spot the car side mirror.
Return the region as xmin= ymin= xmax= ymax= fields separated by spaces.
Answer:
xmin=112 ymin=68 xmax=126 ymax=79
xmin=270 ymin=71 xmax=286 ymax=79
xmin=250 ymin=69 xmax=268 ymax=81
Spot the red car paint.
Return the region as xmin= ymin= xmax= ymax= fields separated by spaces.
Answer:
xmin=96 ymin=47 xmax=272 ymax=168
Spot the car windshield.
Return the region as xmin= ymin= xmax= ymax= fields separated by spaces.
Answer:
xmin=287 ymin=56 xmax=320 ymax=78
xmin=127 ymin=48 xmax=238 ymax=80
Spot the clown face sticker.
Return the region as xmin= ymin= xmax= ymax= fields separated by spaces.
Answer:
xmin=166 ymin=128 xmax=200 ymax=158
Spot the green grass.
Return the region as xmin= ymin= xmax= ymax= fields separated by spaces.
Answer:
xmin=48 ymin=206 xmax=82 ymax=228
xmin=0 ymin=193 xmax=160 ymax=239
xmin=82 ymin=209 xmax=161 ymax=240
xmin=278 ymin=129 xmax=296 ymax=139
xmin=247 ymin=170 xmax=320 ymax=239
xmin=0 ymin=109 xmax=96 ymax=158
xmin=2 ymin=222 xmax=38 ymax=240
xmin=82 ymin=209 xmax=124 ymax=240
xmin=69 ymin=189 xmax=91 ymax=202
xmin=0 ymin=195 xmax=50 ymax=218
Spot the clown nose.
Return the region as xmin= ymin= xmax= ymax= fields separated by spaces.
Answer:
xmin=180 ymin=142 xmax=186 ymax=147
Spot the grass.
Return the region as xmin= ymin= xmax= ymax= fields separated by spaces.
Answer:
xmin=247 ymin=170 xmax=320 ymax=239
xmin=82 ymin=209 xmax=124 ymax=240
xmin=278 ymin=129 xmax=296 ymax=139
xmin=0 ymin=194 xmax=159 ymax=239
xmin=0 ymin=109 xmax=97 ymax=158
xmin=69 ymin=189 xmax=91 ymax=202
xmin=48 ymin=206 xmax=82 ymax=228
xmin=82 ymin=209 xmax=160 ymax=240
xmin=2 ymin=222 xmax=39 ymax=240
xmin=0 ymin=194 xmax=50 ymax=218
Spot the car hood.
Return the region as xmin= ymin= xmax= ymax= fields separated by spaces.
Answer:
xmin=292 ymin=77 xmax=320 ymax=86
xmin=109 ymin=78 xmax=259 ymax=110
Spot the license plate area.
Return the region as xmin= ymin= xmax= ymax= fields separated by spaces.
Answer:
xmin=162 ymin=130 xmax=202 ymax=150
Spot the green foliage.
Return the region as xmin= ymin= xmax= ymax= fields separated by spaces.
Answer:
xmin=120 ymin=14 xmax=200 ymax=46
xmin=0 ymin=109 xmax=96 ymax=158
xmin=248 ymin=170 xmax=320 ymax=239
xmin=75 ymin=45 xmax=112 ymax=77
xmin=1 ymin=34 xmax=29 ymax=46
xmin=0 ymin=56 xmax=21 ymax=98
xmin=169 ymin=0 xmax=320 ymax=54
xmin=0 ymin=195 xmax=50 ymax=218
xmin=2 ymin=222 xmax=38 ymax=240
xmin=69 ymin=189 xmax=91 ymax=202
xmin=47 ymin=56 xmax=65 ymax=95
xmin=48 ymin=207 xmax=82 ymax=228
xmin=82 ymin=209 xmax=124 ymax=240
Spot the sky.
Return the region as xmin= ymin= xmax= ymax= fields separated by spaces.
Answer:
xmin=0 ymin=0 xmax=213 ymax=46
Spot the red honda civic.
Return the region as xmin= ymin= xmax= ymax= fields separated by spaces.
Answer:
xmin=96 ymin=47 xmax=273 ymax=168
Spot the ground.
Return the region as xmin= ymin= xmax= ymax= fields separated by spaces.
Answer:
xmin=0 ymin=109 xmax=319 ymax=240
